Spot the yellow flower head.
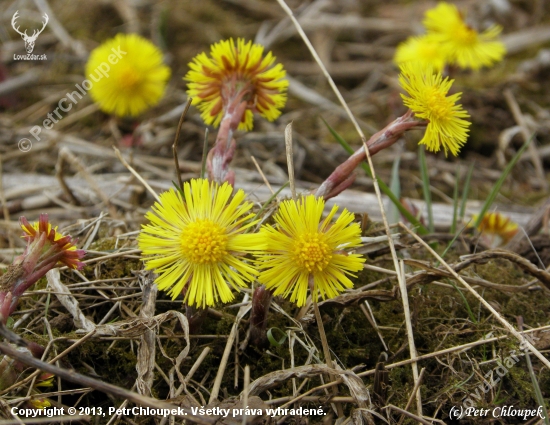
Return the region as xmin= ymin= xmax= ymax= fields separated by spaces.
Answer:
xmin=86 ymin=33 xmax=171 ymax=117
xmin=138 ymin=179 xmax=264 ymax=308
xmin=424 ymin=2 xmax=506 ymax=70
xmin=185 ymin=38 xmax=288 ymax=131
xmin=394 ymin=35 xmax=447 ymax=72
xmin=256 ymin=195 xmax=365 ymax=307
xmin=399 ymin=62 xmax=471 ymax=156
xmin=21 ymin=214 xmax=85 ymax=270
xmin=471 ymin=212 xmax=518 ymax=247
xmin=29 ymin=398 xmax=51 ymax=409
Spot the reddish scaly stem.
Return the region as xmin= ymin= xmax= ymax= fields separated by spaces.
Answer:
xmin=316 ymin=111 xmax=426 ymax=199
xmin=248 ymin=285 xmax=273 ymax=348
xmin=207 ymin=89 xmax=249 ymax=184
xmin=0 ymin=214 xmax=84 ymax=324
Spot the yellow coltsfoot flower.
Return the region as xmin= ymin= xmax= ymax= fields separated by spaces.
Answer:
xmin=86 ymin=33 xmax=171 ymax=117
xmin=138 ymin=179 xmax=263 ymax=308
xmin=399 ymin=62 xmax=471 ymax=156
xmin=423 ymin=2 xmax=506 ymax=70
xmin=256 ymin=195 xmax=365 ymax=307
xmin=185 ymin=38 xmax=288 ymax=131
xmin=394 ymin=35 xmax=447 ymax=72
xmin=21 ymin=214 xmax=85 ymax=270
xmin=471 ymin=212 xmax=519 ymax=247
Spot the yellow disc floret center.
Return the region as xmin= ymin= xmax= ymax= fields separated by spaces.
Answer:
xmin=293 ymin=232 xmax=332 ymax=273
xmin=455 ymin=24 xmax=478 ymax=46
xmin=180 ymin=219 xmax=228 ymax=264
xmin=118 ymin=67 xmax=142 ymax=90
xmin=426 ymin=88 xmax=452 ymax=121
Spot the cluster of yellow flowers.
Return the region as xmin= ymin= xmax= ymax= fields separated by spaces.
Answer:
xmin=84 ymin=2 xmax=511 ymax=308
xmin=85 ymin=31 xmax=475 ymax=156
xmin=138 ymin=179 xmax=365 ymax=308
xmin=395 ymin=2 xmax=506 ymax=72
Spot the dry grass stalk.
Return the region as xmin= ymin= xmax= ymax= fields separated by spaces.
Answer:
xmin=398 ymin=259 xmax=422 ymax=417
xmin=172 ymin=97 xmax=192 ymax=189
xmin=241 ymin=365 xmax=250 ymax=425
xmin=251 ymin=155 xmax=274 ymax=195
xmin=397 ymin=367 xmax=426 ymax=425
xmin=209 ymin=297 xmax=251 ymax=403
xmin=46 ymin=268 xmax=95 ymax=332
xmin=136 ymin=271 xmax=157 ymax=397
xmin=58 ymin=147 xmax=119 ymax=219
xmin=113 ymin=147 xmax=160 ymax=202
xmin=503 ymin=88 xmax=546 ymax=191
xmin=284 ymin=122 xmax=296 ymax=200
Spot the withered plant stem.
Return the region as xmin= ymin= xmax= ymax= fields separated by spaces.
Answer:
xmin=284 ymin=122 xmax=296 ymax=200
xmin=172 ymin=97 xmax=192 ymax=189
xmin=309 ymin=278 xmax=343 ymax=418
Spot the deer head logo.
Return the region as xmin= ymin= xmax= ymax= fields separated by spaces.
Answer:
xmin=11 ymin=11 xmax=49 ymax=54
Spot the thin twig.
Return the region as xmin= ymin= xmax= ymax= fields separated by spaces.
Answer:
xmin=284 ymin=122 xmax=296 ymax=200
xmin=310 ymin=278 xmax=343 ymax=418
xmin=209 ymin=297 xmax=250 ymax=403
xmin=397 ymin=368 xmax=426 ymax=425
xmin=113 ymin=147 xmax=160 ymax=202
xmin=175 ymin=346 xmax=211 ymax=397
xmin=359 ymin=302 xmax=388 ymax=351
xmin=242 ymin=365 xmax=250 ymax=425
xmin=0 ymin=328 xmax=97 ymax=396
xmin=399 ymin=259 xmax=422 ymax=417
xmin=251 ymin=156 xmax=275 ymax=195
xmin=503 ymin=89 xmax=547 ymax=191
xmin=173 ymin=97 xmax=192 ymax=188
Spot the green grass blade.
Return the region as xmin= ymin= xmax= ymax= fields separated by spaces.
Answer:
xmin=451 ymin=164 xmax=460 ymax=235
xmin=419 ymin=145 xmax=434 ymax=232
xmin=388 ymin=154 xmax=402 ymax=225
xmin=440 ymin=222 xmax=470 ymax=263
xmin=449 ymin=281 xmax=477 ymax=323
xmin=459 ymin=163 xmax=474 ymax=222
xmin=474 ymin=137 xmax=532 ymax=228
xmin=320 ymin=117 xmax=429 ymax=235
